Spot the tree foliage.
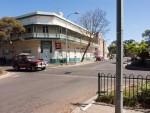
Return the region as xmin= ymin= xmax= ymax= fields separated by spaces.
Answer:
xmin=137 ymin=41 xmax=149 ymax=59
xmin=108 ymin=44 xmax=116 ymax=56
xmin=125 ymin=41 xmax=149 ymax=59
xmin=125 ymin=42 xmax=139 ymax=57
xmin=123 ymin=39 xmax=135 ymax=56
xmin=111 ymin=40 xmax=117 ymax=45
xmin=123 ymin=39 xmax=135 ymax=45
xmin=0 ymin=17 xmax=25 ymax=43
xmin=79 ymin=8 xmax=110 ymax=62
xmin=108 ymin=39 xmax=149 ymax=59
xmin=142 ymin=30 xmax=150 ymax=41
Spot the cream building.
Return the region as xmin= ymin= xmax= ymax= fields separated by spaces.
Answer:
xmin=0 ymin=11 xmax=107 ymax=63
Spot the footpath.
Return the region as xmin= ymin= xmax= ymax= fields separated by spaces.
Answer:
xmin=47 ymin=60 xmax=96 ymax=68
xmin=73 ymin=103 xmax=149 ymax=113
xmin=71 ymin=96 xmax=149 ymax=113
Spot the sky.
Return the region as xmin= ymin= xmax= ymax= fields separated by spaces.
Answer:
xmin=0 ymin=0 xmax=150 ymax=46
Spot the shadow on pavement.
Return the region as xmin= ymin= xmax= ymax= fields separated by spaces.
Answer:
xmin=125 ymin=65 xmax=150 ymax=71
xmin=71 ymin=102 xmax=88 ymax=107
xmin=5 ymin=69 xmax=42 ymax=73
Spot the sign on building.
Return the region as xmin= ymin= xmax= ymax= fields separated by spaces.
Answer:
xmin=55 ymin=43 xmax=61 ymax=49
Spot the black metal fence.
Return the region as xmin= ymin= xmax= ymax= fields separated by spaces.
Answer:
xmin=98 ymin=73 xmax=150 ymax=98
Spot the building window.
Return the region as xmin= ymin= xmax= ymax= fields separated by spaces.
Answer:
xmin=3 ymin=50 xmax=10 ymax=55
xmin=43 ymin=26 xmax=49 ymax=33
xmin=27 ymin=28 xmax=32 ymax=33
xmin=41 ymin=41 xmax=52 ymax=53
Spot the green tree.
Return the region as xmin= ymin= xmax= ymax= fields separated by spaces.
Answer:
xmin=137 ymin=41 xmax=149 ymax=59
xmin=0 ymin=17 xmax=25 ymax=43
xmin=123 ymin=39 xmax=135 ymax=45
xmin=108 ymin=44 xmax=116 ymax=57
xmin=125 ymin=41 xmax=149 ymax=59
xmin=123 ymin=39 xmax=135 ymax=56
xmin=142 ymin=30 xmax=150 ymax=41
xmin=125 ymin=42 xmax=139 ymax=57
xmin=111 ymin=40 xmax=117 ymax=45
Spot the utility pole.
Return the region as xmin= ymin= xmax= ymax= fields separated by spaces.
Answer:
xmin=115 ymin=0 xmax=123 ymax=113
xmin=65 ymin=12 xmax=79 ymax=65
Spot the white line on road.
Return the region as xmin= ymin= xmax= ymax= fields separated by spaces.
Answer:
xmin=82 ymin=102 xmax=93 ymax=111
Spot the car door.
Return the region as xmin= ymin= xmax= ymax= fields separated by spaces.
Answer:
xmin=19 ymin=56 xmax=30 ymax=68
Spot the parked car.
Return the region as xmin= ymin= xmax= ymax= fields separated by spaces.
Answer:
xmin=12 ymin=53 xmax=47 ymax=71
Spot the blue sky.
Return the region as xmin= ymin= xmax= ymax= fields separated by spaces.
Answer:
xmin=0 ymin=0 xmax=150 ymax=46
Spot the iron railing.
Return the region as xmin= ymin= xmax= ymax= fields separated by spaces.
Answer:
xmin=98 ymin=73 xmax=150 ymax=98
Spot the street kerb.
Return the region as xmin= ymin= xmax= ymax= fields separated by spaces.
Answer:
xmin=71 ymin=95 xmax=98 ymax=113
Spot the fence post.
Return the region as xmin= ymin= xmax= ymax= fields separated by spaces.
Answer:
xmin=98 ymin=73 xmax=100 ymax=97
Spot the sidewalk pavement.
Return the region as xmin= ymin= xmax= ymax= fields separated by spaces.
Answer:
xmin=72 ymin=95 xmax=150 ymax=113
xmin=75 ymin=103 xmax=148 ymax=113
xmin=47 ymin=60 xmax=96 ymax=68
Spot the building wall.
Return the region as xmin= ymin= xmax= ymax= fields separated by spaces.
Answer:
xmin=0 ymin=11 xmax=107 ymax=63
xmin=95 ymin=32 xmax=107 ymax=58
xmin=0 ymin=39 xmax=95 ymax=63
xmin=0 ymin=40 xmax=39 ymax=60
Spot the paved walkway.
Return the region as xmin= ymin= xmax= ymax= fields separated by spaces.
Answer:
xmin=48 ymin=60 xmax=96 ymax=68
xmin=76 ymin=103 xmax=148 ymax=113
xmin=72 ymin=95 xmax=150 ymax=113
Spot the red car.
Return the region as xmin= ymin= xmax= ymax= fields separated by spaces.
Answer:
xmin=12 ymin=53 xmax=47 ymax=71
xmin=96 ymin=57 xmax=103 ymax=61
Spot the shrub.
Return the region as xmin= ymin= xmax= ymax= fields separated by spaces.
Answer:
xmin=96 ymin=95 xmax=115 ymax=104
xmin=137 ymin=89 xmax=150 ymax=108
xmin=97 ymin=82 xmax=150 ymax=108
xmin=123 ymin=96 xmax=138 ymax=107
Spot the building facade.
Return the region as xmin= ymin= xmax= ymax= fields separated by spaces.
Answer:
xmin=0 ymin=11 xmax=107 ymax=63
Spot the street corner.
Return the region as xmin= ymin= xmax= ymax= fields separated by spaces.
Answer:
xmin=0 ymin=71 xmax=10 ymax=79
xmin=71 ymin=95 xmax=98 ymax=113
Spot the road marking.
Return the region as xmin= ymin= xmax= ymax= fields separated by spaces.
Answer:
xmin=82 ymin=102 xmax=93 ymax=111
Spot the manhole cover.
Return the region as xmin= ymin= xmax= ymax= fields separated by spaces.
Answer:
xmin=64 ymin=72 xmax=72 ymax=74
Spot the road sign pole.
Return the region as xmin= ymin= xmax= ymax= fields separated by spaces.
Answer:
xmin=115 ymin=0 xmax=123 ymax=113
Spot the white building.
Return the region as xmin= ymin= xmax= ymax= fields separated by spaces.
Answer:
xmin=0 ymin=11 xmax=107 ymax=63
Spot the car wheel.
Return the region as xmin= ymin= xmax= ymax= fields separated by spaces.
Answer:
xmin=30 ymin=66 xmax=37 ymax=72
xmin=14 ymin=65 xmax=20 ymax=71
xmin=41 ymin=67 xmax=46 ymax=70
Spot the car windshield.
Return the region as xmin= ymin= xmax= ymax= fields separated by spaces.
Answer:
xmin=27 ymin=56 xmax=38 ymax=61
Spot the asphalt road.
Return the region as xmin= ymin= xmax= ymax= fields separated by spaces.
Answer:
xmin=0 ymin=59 xmax=149 ymax=113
